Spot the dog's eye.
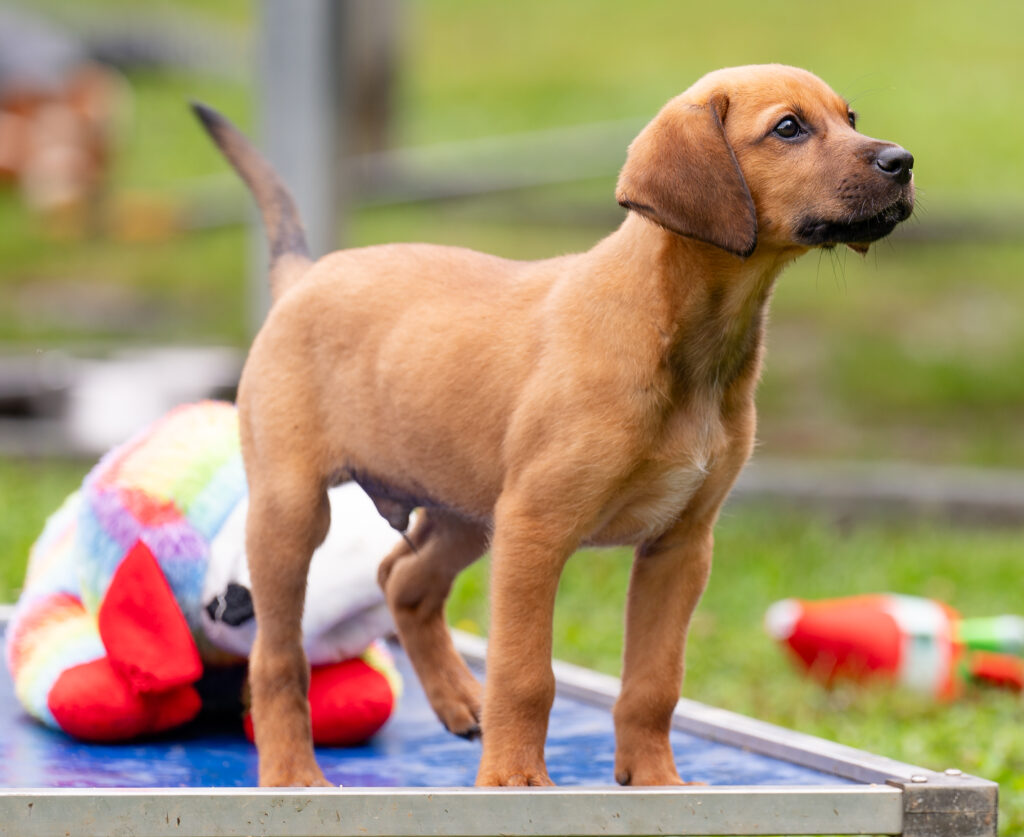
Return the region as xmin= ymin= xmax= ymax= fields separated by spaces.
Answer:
xmin=848 ymin=110 xmax=858 ymax=129
xmin=773 ymin=117 xmax=802 ymax=140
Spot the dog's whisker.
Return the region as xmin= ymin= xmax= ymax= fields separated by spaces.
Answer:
xmin=815 ymin=247 xmax=828 ymax=290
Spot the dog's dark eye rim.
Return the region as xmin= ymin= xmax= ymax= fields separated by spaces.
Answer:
xmin=771 ymin=116 xmax=805 ymax=140
xmin=848 ymin=110 xmax=858 ymax=129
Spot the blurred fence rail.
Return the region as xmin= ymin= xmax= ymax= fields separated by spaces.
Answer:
xmin=4 ymin=350 xmax=1024 ymax=526
xmin=731 ymin=458 xmax=1024 ymax=527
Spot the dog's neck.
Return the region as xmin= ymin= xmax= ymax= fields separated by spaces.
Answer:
xmin=600 ymin=214 xmax=799 ymax=396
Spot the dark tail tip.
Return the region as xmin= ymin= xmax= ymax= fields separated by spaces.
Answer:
xmin=190 ymin=100 xmax=228 ymax=140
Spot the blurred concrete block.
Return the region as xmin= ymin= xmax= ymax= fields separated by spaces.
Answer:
xmin=0 ymin=347 xmax=241 ymax=456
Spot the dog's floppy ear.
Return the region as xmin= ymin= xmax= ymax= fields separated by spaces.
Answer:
xmin=616 ymin=95 xmax=757 ymax=258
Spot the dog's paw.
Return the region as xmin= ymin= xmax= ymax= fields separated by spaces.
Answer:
xmin=615 ymin=765 xmax=698 ymax=786
xmin=476 ymin=767 xmax=555 ymax=787
xmin=432 ymin=671 xmax=483 ymax=739
xmin=447 ymin=718 xmax=482 ymax=740
xmin=259 ymin=763 xmax=333 ymax=788
xmin=438 ymin=695 xmax=482 ymax=739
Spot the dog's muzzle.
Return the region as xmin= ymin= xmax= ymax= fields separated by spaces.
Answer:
xmin=795 ymin=194 xmax=914 ymax=248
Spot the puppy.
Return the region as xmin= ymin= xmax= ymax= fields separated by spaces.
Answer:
xmin=193 ymin=63 xmax=913 ymax=788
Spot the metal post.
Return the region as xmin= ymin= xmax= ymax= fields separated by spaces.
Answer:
xmin=252 ymin=0 xmax=345 ymax=333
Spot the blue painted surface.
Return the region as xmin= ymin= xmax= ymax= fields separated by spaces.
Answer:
xmin=0 ymin=631 xmax=850 ymax=789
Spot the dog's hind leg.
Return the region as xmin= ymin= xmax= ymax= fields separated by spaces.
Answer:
xmin=246 ymin=468 xmax=332 ymax=787
xmin=378 ymin=510 xmax=489 ymax=738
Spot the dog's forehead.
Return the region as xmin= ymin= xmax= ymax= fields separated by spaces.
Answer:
xmin=688 ymin=64 xmax=849 ymax=120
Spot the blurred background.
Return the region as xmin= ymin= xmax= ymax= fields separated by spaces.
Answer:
xmin=0 ymin=0 xmax=1021 ymax=830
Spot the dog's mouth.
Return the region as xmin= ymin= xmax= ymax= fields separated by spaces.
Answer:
xmin=795 ymin=194 xmax=914 ymax=253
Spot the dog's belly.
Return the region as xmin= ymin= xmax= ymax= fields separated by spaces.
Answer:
xmin=586 ymin=460 xmax=710 ymax=546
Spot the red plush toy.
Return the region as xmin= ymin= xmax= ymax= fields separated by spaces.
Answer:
xmin=766 ymin=593 xmax=1024 ymax=697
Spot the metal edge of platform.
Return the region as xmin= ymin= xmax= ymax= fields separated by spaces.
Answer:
xmin=452 ymin=630 xmax=999 ymax=837
xmin=1 ymin=786 xmax=903 ymax=837
xmin=0 ymin=613 xmax=996 ymax=836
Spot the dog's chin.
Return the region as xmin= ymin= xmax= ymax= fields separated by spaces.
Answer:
xmin=796 ymin=196 xmax=914 ymax=254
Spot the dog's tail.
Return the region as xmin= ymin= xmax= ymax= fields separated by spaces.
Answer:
xmin=190 ymin=102 xmax=311 ymax=304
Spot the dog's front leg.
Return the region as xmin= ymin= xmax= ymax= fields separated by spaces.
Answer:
xmin=247 ymin=482 xmax=332 ymax=788
xmin=475 ymin=499 xmax=574 ymax=787
xmin=613 ymin=517 xmax=714 ymax=786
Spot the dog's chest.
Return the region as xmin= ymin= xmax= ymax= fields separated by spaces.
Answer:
xmin=588 ymin=410 xmax=722 ymax=546
xmin=611 ymin=460 xmax=710 ymax=541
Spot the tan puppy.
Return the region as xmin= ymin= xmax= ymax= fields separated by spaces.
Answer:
xmin=193 ymin=64 xmax=913 ymax=788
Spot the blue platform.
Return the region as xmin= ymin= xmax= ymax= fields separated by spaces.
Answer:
xmin=0 ymin=627 xmax=847 ymax=790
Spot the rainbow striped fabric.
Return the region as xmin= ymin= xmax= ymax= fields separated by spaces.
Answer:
xmin=5 ymin=401 xmax=246 ymax=729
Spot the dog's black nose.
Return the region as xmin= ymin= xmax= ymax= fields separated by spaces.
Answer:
xmin=875 ymin=146 xmax=914 ymax=185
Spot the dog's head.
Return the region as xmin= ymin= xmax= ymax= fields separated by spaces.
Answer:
xmin=616 ymin=64 xmax=915 ymax=258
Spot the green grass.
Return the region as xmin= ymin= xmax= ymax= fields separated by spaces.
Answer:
xmin=448 ymin=505 xmax=1024 ymax=833
xmin=759 ymin=239 xmax=1024 ymax=466
xmin=3 ymin=1 xmax=1024 ymax=456
xmin=4 ymin=0 xmax=1024 ymax=463
xmin=0 ymin=459 xmax=86 ymax=600
xmin=399 ymin=0 xmax=1024 ymax=201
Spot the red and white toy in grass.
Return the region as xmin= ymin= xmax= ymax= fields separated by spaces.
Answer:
xmin=766 ymin=593 xmax=1024 ymax=698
